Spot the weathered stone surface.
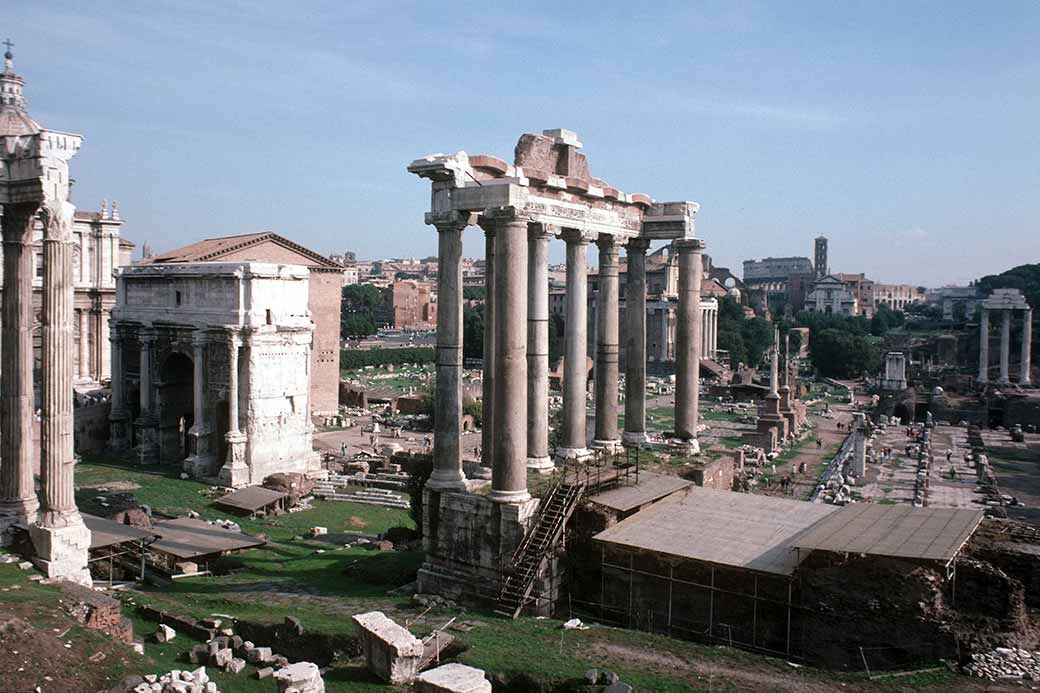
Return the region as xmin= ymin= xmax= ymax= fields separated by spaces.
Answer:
xmin=352 ymin=611 xmax=423 ymax=684
xmin=415 ymin=663 xmax=492 ymax=693
xmin=272 ymin=661 xmax=325 ymax=693
xmin=155 ymin=624 xmax=176 ymax=642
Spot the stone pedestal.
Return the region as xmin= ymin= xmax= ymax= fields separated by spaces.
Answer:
xmin=352 ymin=611 xmax=423 ymax=684
xmin=218 ymin=431 xmax=249 ymax=487
xmin=29 ymin=519 xmax=92 ymax=586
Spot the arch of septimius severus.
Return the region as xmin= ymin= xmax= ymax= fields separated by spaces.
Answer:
xmin=0 ymin=47 xmax=91 ymax=583
xmin=408 ymin=128 xmax=705 ymax=599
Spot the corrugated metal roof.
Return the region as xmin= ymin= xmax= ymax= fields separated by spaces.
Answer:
xmin=594 ymin=487 xmax=838 ymax=576
xmin=791 ymin=503 xmax=984 ymax=562
xmin=150 ymin=517 xmax=265 ymax=560
xmin=588 ymin=471 xmax=693 ymax=513
xmin=83 ymin=513 xmax=160 ymax=550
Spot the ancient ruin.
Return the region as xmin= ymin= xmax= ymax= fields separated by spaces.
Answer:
xmin=0 ymin=46 xmax=90 ymax=582
xmin=978 ymin=288 xmax=1032 ymax=386
xmin=408 ymin=128 xmax=705 ymax=604
xmin=110 ymin=262 xmax=321 ymax=486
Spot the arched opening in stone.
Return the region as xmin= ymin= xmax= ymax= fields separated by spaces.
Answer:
xmin=157 ymin=352 xmax=194 ymax=463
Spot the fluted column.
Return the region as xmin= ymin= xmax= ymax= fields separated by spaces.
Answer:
xmin=218 ymin=331 xmax=248 ymax=487
xmin=593 ymin=235 xmax=621 ymax=450
xmin=0 ymin=202 xmax=41 ymax=523
xmin=978 ymin=308 xmax=990 ymax=383
xmin=558 ymin=229 xmax=591 ymax=459
xmin=674 ymin=239 xmax=704 ymax=451
xmin=39 ymin=209 xmax=78 ymax=524
xmin=482 ymin=208 xmax=529 ymax=503
xmin=477 ymin=226 xmax=496 ymax=480
xmin=623 ymin=239 xmax=650 ymax=445
xmin=1000 ymin=310 xmax=1011 ymax=384
xmin=526 ymin=224 xmax=553 ymax=471
xmin=1022 ymin=309 xmax=1033 ymax=385
xmin=428 ymin=211 xmax=470 ymax=491
xmin=108 ymin=324 xmax=130 ymax=451
xmin=78 ymin=309 xmax=90 ymax=379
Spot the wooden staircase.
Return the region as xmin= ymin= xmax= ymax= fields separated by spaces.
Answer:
xmin=494 ymin=470 xmax=585 ymax=618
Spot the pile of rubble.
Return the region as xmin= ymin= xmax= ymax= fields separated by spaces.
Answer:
xmin=963 ymin=647 xmax=1040 ymax=681
xmin=127 ymin=667 xmax=217 ymax=693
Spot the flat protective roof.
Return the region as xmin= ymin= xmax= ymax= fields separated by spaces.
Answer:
xmin=588 ymin=471 xmax=693 ymax=512
xmin=83 ymin=513 xmax=160 ymax=550
xmin=594 ymin=487 xmax=838 ymax=576
xmin=791 ymin=503 xmax=984 ymax=562
xmin=150 ymin=517 xmax=265 ymax=559
xmin=214 ymin=486 xmax=287 ymax=512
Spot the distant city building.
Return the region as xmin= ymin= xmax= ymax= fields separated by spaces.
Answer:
xmin=804 ymin=274 xmax=859 ymax=315
xmin=814 ymin=236 xmax=829 ymax=279
xmin=833 ymin=273 xmax=875 ymax=318
xmin=139 ymin=232 xmax=343 ymax=414
xmin=927 ymin=285 xmax=981 ymax=321
xmin=872 ymin=283 xmax=925 ymax=312
xmin=390 ymin=279 xmax=436 ymax=329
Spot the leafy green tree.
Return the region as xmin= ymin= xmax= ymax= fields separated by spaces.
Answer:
xmin=463 ymin=303 xmax=484 ymax=360
xmin=810 ymin=328 xmax=881 ymax=378
xmin=341 ymin=284 xmax=388 ymax=337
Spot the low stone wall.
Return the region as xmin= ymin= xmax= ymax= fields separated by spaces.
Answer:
xmin=74 ymin=401 xmax=111 ymax=454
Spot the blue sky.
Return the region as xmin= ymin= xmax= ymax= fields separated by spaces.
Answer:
xmin=7 ymin=1 xmax=1039 ymax=286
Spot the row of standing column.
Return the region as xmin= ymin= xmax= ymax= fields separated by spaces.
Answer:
xmin=978 ymin=308 xmax=1032 ymax=385
xmin=701 ymin=303 xmax=718 ymax=360
xmin=426 ymin=208 xmax=705 ymax=502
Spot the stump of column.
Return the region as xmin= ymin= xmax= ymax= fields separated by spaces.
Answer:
xmin=30 ymin=203 xmax=91 ymax=586
xmin=622 ymin=239 xmax=650 ymax=446
xmin=526 ymin=225 xmax=554 ymax=472
xmin=428 ymin=212 xmax=471 ymax=491
xmin=978 ymin=308 xmax=990 ymax=384
xmin=0 ymin=202 xmax=42 ymax=530
xmin=673 ymin=239 xmax=704 ymax=454
xmin=484 ymin=208 xmax=530 ymax=503
xmin=475 ymin=228 xmax=495 ymax=481
xmin=592 ymin=235 xmax=621 ymax=452
xmin=557 ymin=229 xmax=593 ymax=461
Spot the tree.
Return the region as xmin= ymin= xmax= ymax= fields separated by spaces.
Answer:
xmin=463 ymin=303 xmax=484 ymax=360
xmin=341 ymin=284 xmax=388 ymax=337
xmin=810 ymin=328 xmax=881 ymax=378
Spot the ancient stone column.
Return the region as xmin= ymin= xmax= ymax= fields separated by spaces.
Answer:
xmin=428 ymin=211 xmax=470 ymax=491
xmin=219 ymin=332 xmax=248 ymax=487
xmin=526 ymin=224 xmax=553 ymax=472
xmin=623 ymin=239 xmax=650 ymax=446
xmin=485 ymin=208 xmax=529 ymax=503
xmin=593 ymin=235 xmax=621 ymax=451
xmin=1022 ymin=308 xmax=1033 ymax=385
xmin=78 ymin=309 xmax=90 ymax=379
xmin=0 ymin=202 xmax=41 ymax=525
xmin=108 ymin=324 xmax=130 ymax=452
xmin=31 ymin=203 xmax=91 ymax=584
xmin=558 ymin=229 xmax=591 ymax=460
xmin=1000 ymin=309 xmax=1011 ymax=384
xmin=136 ymin=329 xmax=160 ymax=464
xmin=978 ymin=308 xmax=990 ymax=383
xmin=477 ymin=226 xmax=496 ymax=480
xmin=674 ymin=239 xmax=704 ymax=452
xmin=186 ymin=331 xmax=211 ymax=477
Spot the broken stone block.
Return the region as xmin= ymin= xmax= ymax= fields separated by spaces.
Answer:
xmin=176 ymin=561 xmax=199 ymax=575
xmin=256 ymin=667 xmax=274 ymax=679
xmin=189 ymin=644 xmax=209 ymax=664
xmin=310 ymin=526 xmax=328 ymax=536
xmin=584 ymin=669 xmax=599 ymax=684
xmin=210 ymin=648 xmax=232 ymax=668
xmin=245 ymin=646 xmax=272 ymax=663
xmin=230 ymin=635 xmax=243 ymax=650
xmin=284 ymin=615 xmax=304 ymax=636
xmin=603 ymin=682 xmax=633 ymax=693
xmin=415 ymin=663 xmax=492 ymax=693
xmin=273 ymin=661 xmax=325 ymax=693
xmin=155 ymin=624 xmax=176 ymax=642
xmin=352 ymin=611 xmax=424 ymax=683
xmin=226 ymin=657 xmax=246 ymax=674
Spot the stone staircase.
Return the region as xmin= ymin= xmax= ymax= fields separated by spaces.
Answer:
xmin=312 ymin=480 xmax=410 ymax=509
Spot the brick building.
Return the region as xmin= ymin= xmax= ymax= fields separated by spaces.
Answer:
xmin=390 ymin=279 xmax=436 ymax=328
xmin=140 ymin=232 xmax=343 ymax=414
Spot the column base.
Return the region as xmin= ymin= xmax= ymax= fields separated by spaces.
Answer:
xmin=526 ymin=456 xmax=555 ymax=473
xmin=0 ymin=497 xmax=40 ymax=529
xmin=670 ymin=438 xmax=701 ymax=455
xmin=427 ymin=469 xmax=469 ymax=493
xmin=29 ymin=518 xmax=92 ymax=587
xmin=592 ymin=439 xmax=623 ymax=454
xmin=471 ymin=464 xmax=493 ymax=480
xmin=555 ymin=446 xmax=593 ymax=462
xmin=489 ymin=488 xmax=532 ymax=504
xmin=218 ymin=432 xmax=249 ymax=488
xmin=622 ymin=431 xmax=649 ymax=446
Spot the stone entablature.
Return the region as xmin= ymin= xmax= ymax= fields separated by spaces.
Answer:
xmin=110 ymin=262 xmax=320 ymax=486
